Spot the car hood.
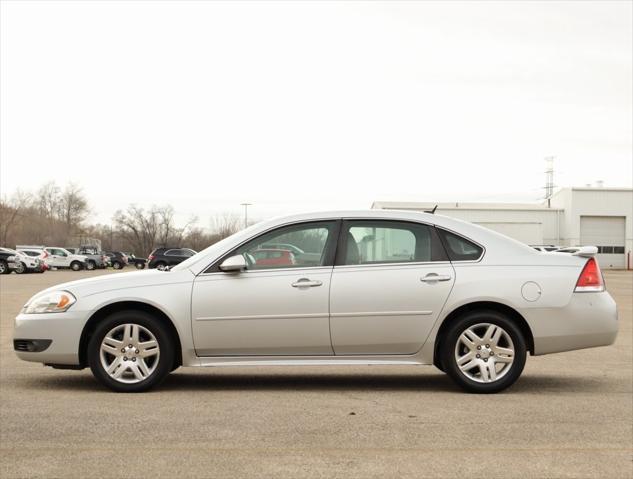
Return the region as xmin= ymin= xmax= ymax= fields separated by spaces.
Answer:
xmin=38 ymin=269 xmax=195 ymax=298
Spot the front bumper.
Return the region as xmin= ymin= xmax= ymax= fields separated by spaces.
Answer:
xmin=13 ymin=310 xmax=87 ymax=365
xmin=524 ymin=291 xmax=618 ymax=355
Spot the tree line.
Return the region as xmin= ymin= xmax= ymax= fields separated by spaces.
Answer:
xmin=0 ymin=182 xmax=242 ymax=256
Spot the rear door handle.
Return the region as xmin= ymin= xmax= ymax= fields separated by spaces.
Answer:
xmin=420 ymin=273 xmax=452 ymax=283
xmin=291 ymin=278 xmax=323 ymax=288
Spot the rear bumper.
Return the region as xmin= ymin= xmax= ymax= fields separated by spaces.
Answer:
xmin=524 ymin=291 xmax=618 ymax=355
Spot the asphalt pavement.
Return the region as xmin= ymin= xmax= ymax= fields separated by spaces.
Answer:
xmin=1 ymin=269 xmax=631 ymax=478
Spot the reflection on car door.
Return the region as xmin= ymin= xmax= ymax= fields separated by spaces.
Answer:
xmin=329 ymin=220 xmax=455 ymax=355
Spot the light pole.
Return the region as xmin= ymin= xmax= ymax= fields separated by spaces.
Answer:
xmin=240 ymin=203 xmax=252 ymax=229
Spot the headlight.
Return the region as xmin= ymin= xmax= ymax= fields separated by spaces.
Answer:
xmin=22 ymin=291 xmax=77 ymax=314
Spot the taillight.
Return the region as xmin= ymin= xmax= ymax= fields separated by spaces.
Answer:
xmin=575 ymin=257 xmax=604 ymax=292
xmin=148 ymin=255 xmax=154 ymax=260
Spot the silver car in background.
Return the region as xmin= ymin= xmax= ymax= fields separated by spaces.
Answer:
xmin=13 ymin=211 xmax=617 ymax=393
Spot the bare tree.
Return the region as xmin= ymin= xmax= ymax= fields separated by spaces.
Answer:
xmin=114 ymin=205 xmax=180 ymax=256
xmin=58 ymin=183 xmax=89 ymax=229
xmin=0 ymin=190 xmax=32 ymax=245
xmin=36 ymin=181 xmax=60 ymax=220
xmin=210 ymin=213 xmax=241 ymax=241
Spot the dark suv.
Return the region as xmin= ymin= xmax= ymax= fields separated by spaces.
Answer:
xmin=105 ymin=251 xmax=129 ymax=270
xmin=147 ymin=247 xmax=196 ymax=270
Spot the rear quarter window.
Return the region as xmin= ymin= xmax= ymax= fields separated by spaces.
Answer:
xmin=437 ymin=229 xmax=484 ymax=261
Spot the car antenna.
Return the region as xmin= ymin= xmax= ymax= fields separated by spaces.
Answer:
xmin=425 ymin=205 xmax=438 ymax=214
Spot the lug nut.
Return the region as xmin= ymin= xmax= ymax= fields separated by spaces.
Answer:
xmin=484 ymin=358 xmax=488 ymax=362
xmin=476 ymin=354 xmax=480 ymax=358
xmin=132 ymin=357 xmax=136 ymax=362
xmin=121 ymin=348 xmax=126 ymax=353
xmin=128 ymin=344 xmax=133 ymax=348
xmin=123 ymin=357 xmax=128 ymax=361
xmin=135 ymin=349 xmax=139 ymax=354
xmin=477 ymin=346 xmax=481 ymax=350
xmin=486 ymin=344 xmax=490 ymax=348
xmin=490 ymin=351 xmax=494 ymax=356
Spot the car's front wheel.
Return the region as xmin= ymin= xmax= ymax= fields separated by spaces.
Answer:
xmin=87 ymin=310 xmax=174 ymax=392
xmin=86 ymin=260 xmax=96 ymax=271
xmin=14 ymin=262 xmax=26 ymax=274
xmin=112 ymin=261 xmax=122 ymax=270
xmin=135 ymin=262 xmax=145 ymax=270
xmin=441 ymin=310 xmax=527 ymax=394
xmin=0 ymin=260 xmax=9 ymax=274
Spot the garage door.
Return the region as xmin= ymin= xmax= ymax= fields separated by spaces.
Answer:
xmin=580 ymin=216 xmax=626 ymax=269
xmin=475 ymin=222 xmax=543 ymax=245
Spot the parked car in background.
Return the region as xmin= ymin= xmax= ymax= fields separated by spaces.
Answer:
xmin=124 ymin=253 xmax=147 ymax=270
xmin=105 ymin=252 xmax=129 ymax=270
xmin=251 ymin=248 xmax=296 ymax=267
xmin=17 ymin=249 xmax=50 ymax=271
xmin=147 ymin=248 xmax=196 ymax=270
xmin=66 ymin=247 xmax=108 ymax=270
xmin=0 ymin=248 xmax=18 ymax=274
xmin=43 ymin=247 xmax=87 ymax=271
xmin=0 ymin=248 xmax=45 ymax=274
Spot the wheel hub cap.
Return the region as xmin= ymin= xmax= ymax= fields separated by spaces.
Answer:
xmin=99 ymin=323 xmax=160 ymax=384
xmin=454 ymin=323 xmax=515 ymax=384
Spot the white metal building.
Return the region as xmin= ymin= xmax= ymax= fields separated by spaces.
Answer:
xmin=372 ymin=187 xmax=633 ymax=269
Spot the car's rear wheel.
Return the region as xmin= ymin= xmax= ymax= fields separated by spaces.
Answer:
xmin=87 ymin=310 xmax=174 ymax=392
xmin=86 ymin=260 xmax=96 ymax=271
xmin=112 ymin=261 xmax=122 ymax=270
xmin=0 ymin=260 xmax=9 ymax=274
xmin=155 ymin=262 xmax=167 ymax=271
xmin=135 ymin=262 xmax=145 ymax=270
xmin=70 ymin=261 xmax=83 ymax=271
xmin=14 ymin=262 xmax=26 ymax=274
xmin=441 ymin=310 xmax=526 ymax=394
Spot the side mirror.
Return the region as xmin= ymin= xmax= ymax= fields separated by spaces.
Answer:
xmin=219 ymin=254 xmax=247 ymax=272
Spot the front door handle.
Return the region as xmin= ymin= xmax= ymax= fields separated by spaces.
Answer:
xmin=420 ymin=273 xmax=452 ymax=283
xmin=291 ymin=278 xmax=323 ymax=288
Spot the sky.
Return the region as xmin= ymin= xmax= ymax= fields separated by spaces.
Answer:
xmin=1 ymin=1 xmax=632 ymax=228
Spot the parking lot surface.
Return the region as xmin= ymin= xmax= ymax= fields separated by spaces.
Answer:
xmin=1 ymin=269 xmax=631 ymax=478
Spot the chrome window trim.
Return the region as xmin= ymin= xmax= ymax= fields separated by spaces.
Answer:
xmin=333 ymin=260 xmax=453 ymax=270
xmin=198 ymin=265 xmax=333 ymax=278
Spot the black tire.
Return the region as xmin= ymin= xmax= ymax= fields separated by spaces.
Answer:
xmin=0 ymin=260 xmax=9 ymax=274
xmin=70 ymin=261 xmax=83 ymax=271
xmin=135 ymin=262 xmax=145 ymax=270
xmin=441 ymin=310 xmax=527 ymax=394
xmin=154 ymin=262 xmax=167 ymax=271
xmin=14 ymin=262 xmax=26 ymax=274
xmin=87 ymin=310 xmax=174 ymax=392
xmin=112 ymin=261 xmax=122 ymax=270
xmin=86 ymin=260 xmax=96 ymax=271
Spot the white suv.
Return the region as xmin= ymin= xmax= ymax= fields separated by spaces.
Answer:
xmin=0 ymin=248 xmax=43 ymax=274
xmin=43 ymin=247 xmax=88 ymax=271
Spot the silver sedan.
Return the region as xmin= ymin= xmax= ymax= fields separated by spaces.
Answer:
xmin=13 ymin=210 xmax=618 ymax=393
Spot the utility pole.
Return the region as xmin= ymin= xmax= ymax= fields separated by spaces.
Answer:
xmin=240 ymin=203 xmax=252 ymax=229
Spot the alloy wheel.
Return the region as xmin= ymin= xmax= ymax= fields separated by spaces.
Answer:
xmin=454 ymin=322 xmax=515 ymax=383
xmin=99 ymin=323 xmax=160 ymax=384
